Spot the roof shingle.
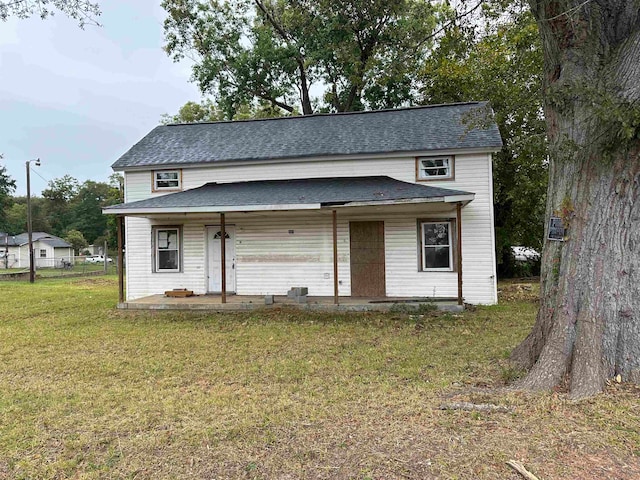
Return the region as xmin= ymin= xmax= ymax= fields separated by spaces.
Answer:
xmin=104 ymin=176 xmax=474 ymax=212
xmin=112 ymin=102 xmax=502 ymax=169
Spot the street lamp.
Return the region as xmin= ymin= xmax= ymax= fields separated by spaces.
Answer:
xmin=26 ymin=158 xmax=41 ymax=283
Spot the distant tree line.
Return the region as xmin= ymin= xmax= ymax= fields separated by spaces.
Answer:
xmin=0 ymin=168 xmax=123 ymax=254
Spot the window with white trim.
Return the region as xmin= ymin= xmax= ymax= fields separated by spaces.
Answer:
xmin=40 ymin=249 xmax=47 ymax=258
xmin=416 ymin=156 xmax=453 ymax=180
xmin=155 ymin=227 xmax=181 ymax=272
xmin=153 ymin=170 xmax=181 ymax=190
xmin=420 ymin=221 xmax=453 ymax=271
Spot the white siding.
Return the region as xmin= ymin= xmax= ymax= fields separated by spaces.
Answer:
xmin=235 ymin=214 xmax=350 ymax=296
xmin=124 ymin=156 xmax=416 ymax=202
xmin=122 ymin=152 xmax=497 ymax=304
xmin=125 ymin=218 xmax=207 ymax=300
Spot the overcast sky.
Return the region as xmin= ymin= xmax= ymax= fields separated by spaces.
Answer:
xmin=0 ymin=1 xmax=200 ymax=195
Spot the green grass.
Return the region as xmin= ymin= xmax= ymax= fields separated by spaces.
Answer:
xmin=0 ymin=277 xmax=638 ymax=479
xmin=0 ymin=263 xmax=117 ymax=278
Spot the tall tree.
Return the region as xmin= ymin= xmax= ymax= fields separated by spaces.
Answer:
xmin=63 ymin=229 xmax=88 ymax=255
xmin=5 ymin=197 xmax=51 ymax=234
xmin=0 ymin=161 xmax=17 ymax=233
xmin=421 ymin=2 xmax=548 ymax=277
xmin=0 ymin=0 xmax=100 ymax=26
xmin=162 ymin=0 xmax=441 ymax=116
xmin=41 ymin=175 xmax=80 ymax=237
xmin=69 ymin=180 xmax=112 ymax=244
xmin=512 ymin=0 xmax=640 ymax=398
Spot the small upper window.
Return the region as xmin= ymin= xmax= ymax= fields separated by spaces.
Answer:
xmin=421 ymin=221 xmax=453 ymax=271
xmin=153 ymin=170 xmax=181 ymax=191
xmin=155 ymin=227 xmax=180 ymax=272
xmin=416 ymin=156 xmax=453 ymax=181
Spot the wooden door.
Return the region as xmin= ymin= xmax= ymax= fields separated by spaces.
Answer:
xmin=349 ymin=221 xmax=385 ymax=297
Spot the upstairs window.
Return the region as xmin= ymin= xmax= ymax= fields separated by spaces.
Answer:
xmin=416 ymin=156 xmax=454 ymax=181
xmin=420 ymin=221 xmax=453 ymax=271
xmin=154 ymin=227 xmax=181 ymax=272
xmin=153 ymin=170 xmax=182 ymax=191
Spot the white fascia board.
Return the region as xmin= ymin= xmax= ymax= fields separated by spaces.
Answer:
xmin=331 ymin=194 xmax=475 ymax=208
xmin=103 ymin=203 xmax=321 ymax=215
xmin=113 ymin=148 xmax=499 ymax=172
xmin=443 ymin=194 xmax=476 ymax=203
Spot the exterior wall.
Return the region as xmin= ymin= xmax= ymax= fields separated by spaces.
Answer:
xmin=9 ymin=243 xmax=73 ymax=268
xmin=2 ymin=246 xmax=20 ymax=268
xmin=18 ymin=244 xmax=29 ymax=269
xmin=122 ymin=152 xmax=497 ymax=304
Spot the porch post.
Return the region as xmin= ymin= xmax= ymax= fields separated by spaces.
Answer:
xmin=117 ymin=215 xmax=125 ymax=304
xmin=220 ymin=213 xmax=226 ymax=304
xmin=332 ymin=209 xmax=339 ymax=305
xmin=456 ymin=202 xmax=463 ymax=306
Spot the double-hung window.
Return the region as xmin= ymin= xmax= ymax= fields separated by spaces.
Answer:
xmin=420 ymin=221 xmax=453 ymax=271
xmin=416 ymin=156 xmax=453 ymax=181
xmin=155 ymin=227 xmax=181 ymax=272
xmin=153 ymin=170 xmax=181 ymax=191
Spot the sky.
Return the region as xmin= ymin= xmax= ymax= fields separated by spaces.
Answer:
xmin=0 ymin=1 xmax=200 ymax=195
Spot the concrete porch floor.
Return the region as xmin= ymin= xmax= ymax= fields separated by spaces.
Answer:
xmin=118 ymin=294 xmax=464 ymax=312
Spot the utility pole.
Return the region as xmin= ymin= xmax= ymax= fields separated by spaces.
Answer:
xmin=26 ymin=159 xmax=41 ymax=283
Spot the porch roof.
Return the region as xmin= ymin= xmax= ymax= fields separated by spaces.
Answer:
xmin=103 ymin=176 xmax=474 ymax=215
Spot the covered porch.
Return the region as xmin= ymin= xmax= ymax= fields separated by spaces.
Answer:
xmin=104 ymin=176 xmax=476 ymax=308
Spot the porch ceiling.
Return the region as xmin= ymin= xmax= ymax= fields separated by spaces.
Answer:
xmin=103 ymin=176 xmax=474 ymax=216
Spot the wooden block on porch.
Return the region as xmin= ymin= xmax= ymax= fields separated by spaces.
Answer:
xmin=164 ymin=289 xmax=194 ymax=298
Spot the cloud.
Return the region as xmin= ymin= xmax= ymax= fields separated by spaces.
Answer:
xmin=0 ymin=0 xmax=200 ymax=195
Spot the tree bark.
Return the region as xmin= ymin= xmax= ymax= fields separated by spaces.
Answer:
xmin=512 ymin=0 xmax=640 ymax=398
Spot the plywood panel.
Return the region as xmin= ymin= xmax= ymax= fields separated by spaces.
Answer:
xmin=350 ymin=221 xmax=385 ymax=297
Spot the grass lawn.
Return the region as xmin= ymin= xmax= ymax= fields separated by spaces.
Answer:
xmin=0 ymin=263 xmax=117 ymax=278
xmin=0 ymin=278 xmax=638 ymax=479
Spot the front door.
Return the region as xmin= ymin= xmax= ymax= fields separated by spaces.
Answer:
xmin=349 ymin=221 xmax=386 ymax=297
xmin=207 ymin=226 xmax=236 ymax=293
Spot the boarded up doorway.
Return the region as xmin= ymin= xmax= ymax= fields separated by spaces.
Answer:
xmin=349 ymin=221 xmax=386 ymax=297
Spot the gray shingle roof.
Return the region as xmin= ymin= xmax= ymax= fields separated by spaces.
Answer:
xmin=12 ymin=232 xmax=71 ymax=248
xmin=112 ymin=102 xmax=502 ymax=169
xmin=104 ymin=176 xmax=473 ymax=212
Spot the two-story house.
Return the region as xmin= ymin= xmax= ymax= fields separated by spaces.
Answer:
xmin=104 ymin=102 xmax=502 ymax=308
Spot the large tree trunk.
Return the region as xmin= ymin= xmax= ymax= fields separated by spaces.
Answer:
xmin=511 ymin=0 xmax=640 ymax=398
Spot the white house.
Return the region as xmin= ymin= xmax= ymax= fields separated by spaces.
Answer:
xmin=0 ymin=232 xmax=74 ymax=269
xmin=104 ymin=102 xmax=502 ymax=306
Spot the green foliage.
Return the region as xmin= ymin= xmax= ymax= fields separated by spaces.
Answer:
xmin=0 ymin=0 xmax=101 ymax=27
xmin=5 ymin=175 xmax=123 ymax=247
xmin=4 ymin=197 xmax=51 ymax=234
xmin=0 ymin=161 xmax=17 ymax=233
xmin=162 ymin=0 xmax=442 ymax=115
xmin=69 ymin=181 xmax=112 ymax=244
xmin=63 ymin=229 xmax=88 ymax=255
xmin=42 ymin=175 xmax=80 ymax=237
xmin=420 ymin=2 xmax=548 ymax=277
xmin=161 ymin=99 xmax=287 ymax=124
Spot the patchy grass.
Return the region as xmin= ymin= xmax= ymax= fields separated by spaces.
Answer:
xmin=0 ymin=277 xmax=637 ymax=479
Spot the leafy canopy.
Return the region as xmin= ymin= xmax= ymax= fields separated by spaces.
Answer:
xmin=421 ymin=1 xmax=548 ymax=276
xmin=0 ymin=0 xmax=101 ymax=27
xmin=162 ymin=0 xmax=443 ymax=117
xmin=0 ymin=160 xmax=17 ymax=233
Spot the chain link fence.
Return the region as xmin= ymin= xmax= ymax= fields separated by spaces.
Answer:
xmin=0 ymin=255 xmax=122 ymax=279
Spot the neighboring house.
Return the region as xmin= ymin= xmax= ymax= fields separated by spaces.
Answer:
xmin=104 ymin=102 xmax=502 ymax=304
xmin=0 ymin=232 xmax=74 ymax=269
